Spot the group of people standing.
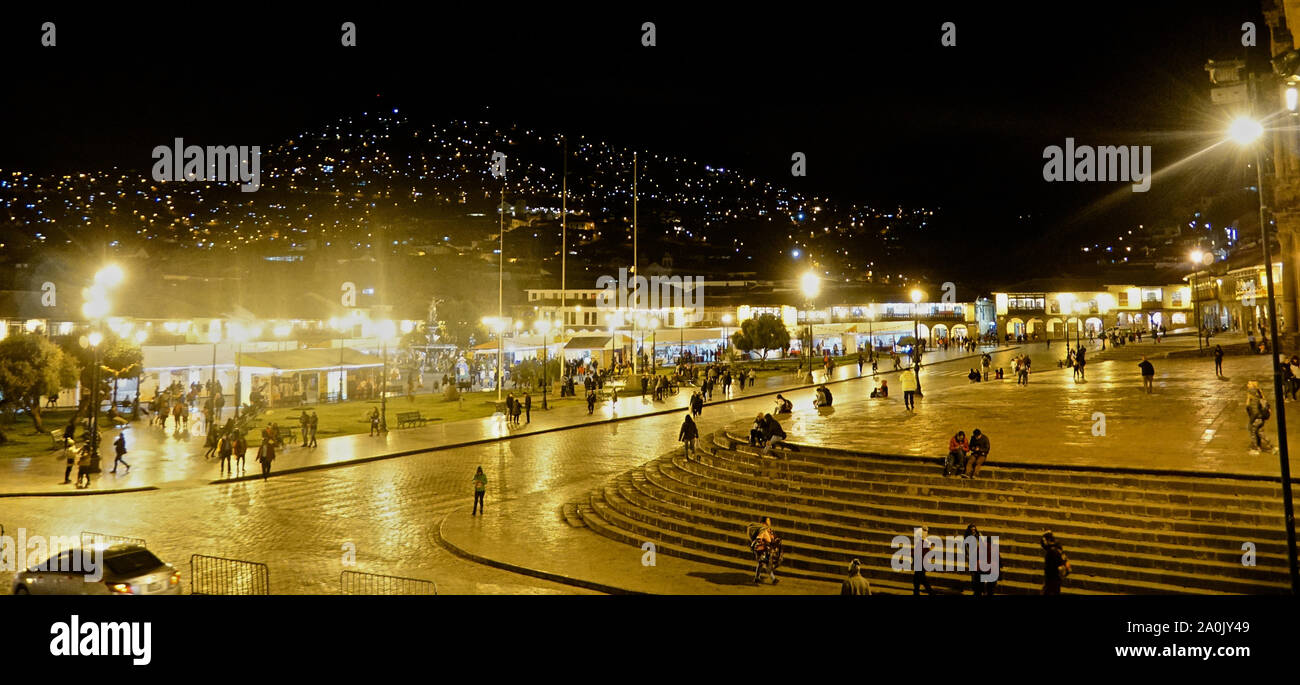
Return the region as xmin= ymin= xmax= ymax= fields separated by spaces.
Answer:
xmin=504 ymin=392 xmax=532 ymax=425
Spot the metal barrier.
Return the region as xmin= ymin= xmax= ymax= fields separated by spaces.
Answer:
xmin=340 ymin=570 xmax=437 ymax=595
xmin=81 ymin=531 xmax=147 ymax=549
xmin=190 ymin=554 xmax=270 ymax=595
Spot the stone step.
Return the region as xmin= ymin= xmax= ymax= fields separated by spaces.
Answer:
xmin=560 ymin=502 xmax=587 ymax=528
xmin=682 ymin=450 xmax=1292 ymax=553
xmin=581 ymin=489 xmax=1026 ymax=595
xmin=585 ymin=486 xmax=1193 ymax=595
xmin=713 ymin=431 xmax=1295 ymax=501
xmin=701 ymin=440 xmax=1287 ymax=517
xmin=614 ymin=468 xmax=1284 ymax=594
xmin=637 ymin=460 xmax=1289 ymax=589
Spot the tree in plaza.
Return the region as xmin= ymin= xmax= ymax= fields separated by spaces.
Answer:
xmin=730 ymin=314 xmax=790 ymax=367
xmin=433 ymin=297 xmax=488 ymax=350
xmin=58 ymin=333 xmax=143 ymax=408
xmin=0 ymin=333 xmax=80 ymax=441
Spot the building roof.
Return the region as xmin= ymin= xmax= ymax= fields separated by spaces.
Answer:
xmin=236 ymin=347 xmax=382 ymax=371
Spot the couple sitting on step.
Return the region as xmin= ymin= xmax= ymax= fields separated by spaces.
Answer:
xmin=944 ymin=429 xmax=990 ymax=479
xmin=748 ymin=413 xmax=788 ymax=456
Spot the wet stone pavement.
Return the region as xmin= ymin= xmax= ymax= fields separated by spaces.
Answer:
xmin=8 ymin=339 xmax=1291 ymax=594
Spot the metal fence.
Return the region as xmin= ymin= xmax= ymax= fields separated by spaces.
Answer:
xmin=340 ymin=570 xmax=437 ymax=595
xmin=190 ymin=554 xmax=270 ymax=595
xmin=80 ymin=531 xmax=147 ymax=549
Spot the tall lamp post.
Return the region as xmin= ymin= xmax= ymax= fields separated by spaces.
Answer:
xmin=1189 ymin=249 xmax=1209 ymax=353
xmin=801 ymin=272 xmax=820 ymax=381
xmin=721 ymin=313 xmax=733 ymax=362
xmin=82 ymin=264 xmax=123 ymax=474
xmin=231 ymin=323 xmax=247 ymax=420
xmin=1073 ymin=302 xmax=1088 ymax=351
xmin=482 ymin=317 xmax=508 ymax=401
xmin=378 ymin=320 xmax=397 ymax=433
xmin=1230 ymin=110 xmax=1299 ymax=592
xmin=910 ymin=288 xmax=924 ymax=395
xmin=649 ymin=318 xmax=659 ymax=373
xmin=536 ymin=318 xmax=551 ymax=409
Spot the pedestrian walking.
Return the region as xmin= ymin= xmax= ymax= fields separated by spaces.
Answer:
xmin=308 ymin=410 xmax=319 ymax=447
xmin=857 ymin=352 xmax=864 ymax=377
xmin=75 ymin=445 xmax=92 ymax=488
xmin=913 ymin=525 xmax=934 ymax=595
xmin=586 ymin=389 xmax=597 ymax=414
xmin=218 ymin=431 xmax=233 ymax=476
xmin=63 ymin=444 xmax=77 ymax=484
xmin=965 ymin=524 xmax=996 ymax=596
xmin=524 ymin=392 xmax=532 ymax=423
xmin=1138 ymin=356 xmax=1155 ymax=394
xmin=299 ymin=410 xmax=310 ymax=446
xmin=368 ymin=407 xmax=381 ymax=436
xmin=256 ymin=437 xmax=275 ymax=480
xmin=841 ymin=558 xmax=872 ymax=596
xmin=110 ymin=432 xmax=130 ymax=473
xmin=472 ymin=466 xmax=488 ymax=515
xmin=1041 ymin=531 xmax=1070 ymax=595
xmin=690 ymin=391 xmax=703 ymax=418
xmin=1246 ymin=380 xmax=1273 ymax=452
xmin=1213 ymin=345 xmax=1224 ymax=378
xmin=233 ymin=433 xmax=248 ymax=475
xmin=679 ymin=413 xmax=699 ymax=457
xmin=901 ymin=367 xmax=918 ymax=410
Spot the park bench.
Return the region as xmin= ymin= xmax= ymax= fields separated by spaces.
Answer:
xmin=395 ymin=411 xmax=428 ymax=428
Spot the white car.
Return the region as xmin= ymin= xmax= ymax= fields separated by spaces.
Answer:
xmin=12 ymin=543 xmax=181 ymax=595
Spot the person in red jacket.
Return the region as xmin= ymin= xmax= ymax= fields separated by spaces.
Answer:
xmin=944 ymin=431 xmax=968 ymax=477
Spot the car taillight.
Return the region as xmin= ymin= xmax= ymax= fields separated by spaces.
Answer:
xmin=169 ymin=571 xmax=181 ymax=586
xmin=106 ymin=582 xmax=133 ymax=595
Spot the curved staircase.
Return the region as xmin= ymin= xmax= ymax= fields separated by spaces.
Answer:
xmin=572 ymin=430 xmax=1296 ymax=594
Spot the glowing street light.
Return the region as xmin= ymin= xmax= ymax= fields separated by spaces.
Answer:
xmin=1227 ymin=115 xmax=1264 ymax=146
xmin=536 ymin=318 xmax=552 ymax=409
xmin=910 ymin=288 xmax=925 ymax=395
xmin=801 ymin=272 xmax=821 ymax=379
xmin=1228 ymin=104 xmax=1299 ymax=592
xmin=377 ymin=319 xmax=398 ymax=432
xmin=721 ymin=313 xmax=733 ymax=362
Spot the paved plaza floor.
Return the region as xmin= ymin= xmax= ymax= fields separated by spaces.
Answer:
xmin=0 ymin=345 xmax=989 ymax=495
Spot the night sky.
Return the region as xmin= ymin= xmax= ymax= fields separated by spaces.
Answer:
xmin=0 ymin=2 xmax=1271 ymax=268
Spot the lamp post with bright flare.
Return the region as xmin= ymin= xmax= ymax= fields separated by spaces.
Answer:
xmin=81 ymin=264 xmax=123 ymax=474
xmin=801 ymin=272 xmax=820 ymax=380
xmin=910 ymin=288 xmax=924 ymax=396
xmin=378 ymin=320 xmax=397 ymax=433
xmin=536 ymin=318 xmax=551 ymax=409
xmin=1230 ymin=106 xmax=1300 ymax=593
xmin=721 ymin=313 xmax=733 ymax=362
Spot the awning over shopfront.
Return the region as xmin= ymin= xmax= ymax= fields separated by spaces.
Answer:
xmin=564 ymin=335 xmax=613 ymax=350
xmin=237 ymin=347 xmax=382 ymax=371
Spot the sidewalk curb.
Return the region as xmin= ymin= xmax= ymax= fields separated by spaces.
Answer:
xmin=433 ymin=513 xmax=638 ymax=595
xmin=14 ymin=348 xmax=1001 ymax=494
xmin=0 ymin=485 xmax=159 ymax=498
xmin=206 ymin=347 xmax=998 ymax=485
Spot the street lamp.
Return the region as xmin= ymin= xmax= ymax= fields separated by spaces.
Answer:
xmin=649 ymin=317 xmax=659 ymax=373
xmin=721 ymin=313 xmax=733 ymax=362
xmin=482 ymin=316 xmax=508 ymax=401
xmin=81 ymin=265 xmax=123 ymax=474
xmin=230 ymin=323 xmax=248 ymax=420
xmin=377 ymin=320 xmax=397 ymax=433
xmin=1229 ymin=109 xmax=1299 ymax=592
xmin=801 ymin=271 xmax=820 ymax=379
xmin=536 ymin=318 xmax=551 ymax=409
xmin=1189 ymin=249 xmax=1213 ymax=353
xmin=910 ymin=288 xmax=924 ymax=395
xmin=1073 ymin=302 xmax=1089 ymax=351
